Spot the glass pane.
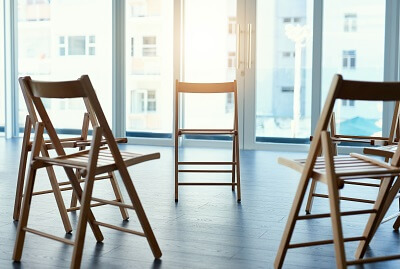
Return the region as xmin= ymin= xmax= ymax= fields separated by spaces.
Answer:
xmin=125 ymin=0 xmax=173 ymax=136
xmin=255 ymin=0 xmax=313 ymax=141
xmin=183 ymin=0 xmax=237 ymax=130
xmin=0 ymin=2 xmax=4 ymax=134
xmin=322 ymin=0 xmax=385 ymax=136
xmin=17 ymin=0 xmax=112 ymax=132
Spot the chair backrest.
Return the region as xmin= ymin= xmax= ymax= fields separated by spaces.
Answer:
xmin=18 ymin=77 xmax=99 ymax=142
xmin=19 ymin=75 xmax=120 ymax=161
xmin=175 ymin=80 xmax=239 ymax=131
xmin=308 ymin=74 xmax=400 ymax=175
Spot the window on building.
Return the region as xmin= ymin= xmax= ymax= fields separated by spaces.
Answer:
xmin=147 ymin=90 xmax=156 ymax=112
xmin=142 ymin=36 xmax=157 ymax=56
xmin=130 ymin=89 xmax=157 ymax=113
xmin=342 ymin=50 xmax=356 ymax=69
xmin=283 ymin=17 xmax=302 ymax=24
xmin=225 ymin=93 xmax=234 ymax=113
xmin=130 ymin=37 xmax=134 ymax=57
xmin=281 ymin=86 xmax=294 ymax=93
xmin=59 ymin=36 xmax=65 ymax=56
xmin=342 ymin=100 xmax=355 ymax=106
xmin=68 ymin=36 xmax=86 ymax=55
xmin=282 ymin=51 xmax=294 ymax=58
xmin=88 ymin=35 xmax=95 ymax=55
xmin=227 ymin=51 xmax=236 ymax=68
xmin=344 ymin=13 xmax=357 ymax=32
xmin=228 ymin=16 xmax=236 ymax=34
xmin=59 ymin=35 xmax=96 ymax=56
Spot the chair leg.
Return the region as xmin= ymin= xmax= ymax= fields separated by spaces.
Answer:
xmin=13 ymin=122 xmax=44 ymax=262
xmin=305 ymin=179 xmax=317 ymax=214
xmin=355 ymin=177 xmax=395 ymax=259
xmin=232 ymin=135 xmax=236 ymax=191
xmin=109 ymin=171 xmax=129 ymax=220
xmin=274 ymin=175 xmax=310 ymax=268
xmin=70 ymin=173 xmax=97 ymax=269
xmin=42 ymin=149 xmax=73 ymax=233
xmin=69 ymin=170 xmax=80 ymax=209
xmin=174 ymin=135 xmax=179 ymax=202
xmin=235 ymin=133 xmax=241 ymax=202
xmin=393 ymin=214 xmax=400 ymax=230
xmin=13 ymin=116 xmax=32 ymax=221
xmin=13 ymin=167 xmax=38 ymax=261
xmin=119 ymin=167 xmax=162 ymax=259
xmin=326 ymin=176 xmax=346 ymax=268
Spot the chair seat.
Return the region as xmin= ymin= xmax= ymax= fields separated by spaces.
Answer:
xmin=278 ymin=154 xmax=400 ymax=185
xmin=178 ymin=129 xmax=236 ymax=135
xmin=364 ymin=144 xmax=398 ymax=159
xmin=34 ymin=148 xmax=160 ymax=175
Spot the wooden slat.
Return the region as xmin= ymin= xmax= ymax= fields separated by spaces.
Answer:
xmin=23 ymin=227 xmax=74 ymax=245
xmin=347 ymin=254 xmax=400 ymax=265
xmin=296 ymin=209 xmax=376 ymax=220
xmin=91 ymin=197 xmax=135 ymax=210
xmin=178 ymin=182 xmax=236 ymax=186
xmin=93 ymin=221 xmax=145 ymax=237
xmin=178 ymin=161 xmax=235 ymax=165
xmin=178 ymin=170 xmax=232 ymax=173
xmin=312 ymin=193 xmax=375 ymax=204
xmin=288 ymin=236 xmax=365 ymax=248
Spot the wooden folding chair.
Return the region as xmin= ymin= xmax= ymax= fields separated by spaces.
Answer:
xmin=13 ymin=75 xmax=162 ymax=268
xmin=14 ymin=79 xmax=129 ymax=233
xmin=275 ymin=74 xmax=400 ymax=268
xmin=174 ymin=80 xmax=241 ymax=202
xmin=305 ymin=102 xmax=400 ymax=214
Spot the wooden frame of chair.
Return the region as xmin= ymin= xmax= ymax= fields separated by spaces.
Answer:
xmin=13 ymin=75 xmax=162 ymax=268
xmin=275 ymin=74 xmax=400 ymax=268
xmin=13 ymin=79 xmax=129 ymax=234
xmin=174 ymin=80 xmax=241 ymax=202
xmin=304 ymin=101 xmax=400 ymax=215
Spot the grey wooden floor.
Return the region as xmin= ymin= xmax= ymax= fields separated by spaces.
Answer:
xmin=1 ymin=137 xmax=400 ymax=268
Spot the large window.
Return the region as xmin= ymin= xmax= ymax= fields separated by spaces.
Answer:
xmin=183 ymin=0 xmax=237 ymax=131
xmin=17 ymin=0 xmax=112 ymax=132
xmin=0 ymin=3 xmax=4 ymax=134
xmin=322 ymin=0 xmax=385 ymax=136
xmin=255 ymin=0 xmax=313 ymax=141
xmin=125 ymin=0 xmax=173 ymax=136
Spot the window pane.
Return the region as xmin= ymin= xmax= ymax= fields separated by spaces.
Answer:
xmin=125 ymin=0 xmax=173 ymax=135
xmin=0 ymin=3 xmax=4 ymax=133
xmin=68 ymin=36 xmax=86 ymax=55
xmin=183 ymin=0 xmax=237 ymax=130
xmin=18 ymin=0 xmax=112 ymax=132
xmin=322 ymin=0 xmax=385 ymax=136
xmin=255 ymin=0 xmax=313 ymax=141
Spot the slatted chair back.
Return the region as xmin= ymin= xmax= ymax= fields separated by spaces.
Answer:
xmin=306 ymin=75 xmax=400 ymax=180
xmin=175 ymin=80 xmax=239 ymax=131
xmin=19 ymin=75 xmax=120 ymax=160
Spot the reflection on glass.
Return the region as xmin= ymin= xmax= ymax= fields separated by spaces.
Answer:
xmin=322 ymin=0 xmax=385 ymax=136
xmin=183 ymin=0 xmax=237 ymax=130
xmin=255 ymin=0 xmax=313 ymax=140
xmin=17 ymin=0 xmax=112 ymax=131
xmin=125 ymin=0 xmax=173 ymax=135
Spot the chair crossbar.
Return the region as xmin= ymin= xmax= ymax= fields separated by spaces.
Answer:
xmin=93 ymin=221 xmax=145 ymax=237
xmin=288 ymin=236 xmax=366 ymax=249
xmin=23 ymin=227 xmax=74 ymax=245
xmin=312 ymin=193 xmax=376 ymax=204
xmin=91 ymin=197 xmax=135 ymax=210
xmin=178 ymin=169 xmax=233 ymax=173
xmin=178 ymin=161 xmax=236 ymax=165
xmin=178 ymin=182 xmax=236 ymax=186
xmin=347 ymin=254 xmax=400 ymax=265
xmin=297 ymin=209 xmax=377 ymax=220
